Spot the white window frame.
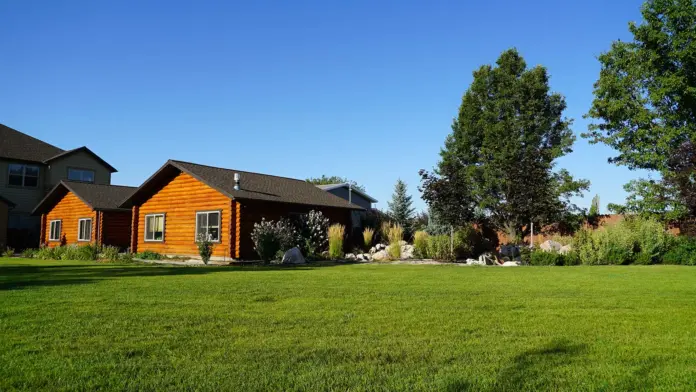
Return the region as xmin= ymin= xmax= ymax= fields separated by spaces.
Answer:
xmin=49 ymin=220 xmax=62 ymax=241
xmin=195 ymin=211 xmax=221 ymax=243
xmin=68 ymin=168 xmax=96 ymax=183
xmin=144 ymin=213 xmax=165 ymax=242
xmin=8 ymin=163 xmax=39 ymax=188
xmin=77 ymin=218 xmax=92 ymax=242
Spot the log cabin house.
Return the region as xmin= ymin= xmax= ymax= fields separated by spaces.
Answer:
xmin=119 ymin=160 xmax=363 ymax=260
xmin=32 ymin=181 xmax=136 ymax=249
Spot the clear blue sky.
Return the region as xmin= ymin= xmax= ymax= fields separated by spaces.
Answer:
xmin=1 ymin=0 xmax=648 ymax=212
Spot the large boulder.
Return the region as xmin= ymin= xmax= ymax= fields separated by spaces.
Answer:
xmin=372 ymin=250 xmax=390 ymax=261
xmin=401 ymin=245 xmax=414 ymax=259
xmin=281 ymin=247 xmax=306 ymax=264
xmin=559 ymin=244 xmax=572 ymax=255
xmin=540 ymin=240 xmax=562 ymax=252
xmin=500 ymin=244 xmax=521 ymax=258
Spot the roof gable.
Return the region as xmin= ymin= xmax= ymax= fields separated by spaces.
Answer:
xmin=121 ymin=160 xmax=364 ymax=210
xmin=32 ymin=181 xmax=136 ymax=215
xmin=316 ymin=183 xmax=378 ymax=203
xmin=0 ymin=123 xmax=64 ymax=163
xmin=44 ymin=146 xmax=118 ymax=173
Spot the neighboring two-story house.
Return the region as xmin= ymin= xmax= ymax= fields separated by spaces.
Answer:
xmin=0 ymin=124 xmax=117 ymax=248
xmin=316 ymin=183 xmax=378 ymax=233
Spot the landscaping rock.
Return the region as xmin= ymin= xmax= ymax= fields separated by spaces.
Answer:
xmin=281 ymin=247 xmax=306 ymax=264
xmin=500 ymin=244 xmax=520 ymax=258
xmin=357 ymin=253 xmax=368 ymax=261
xmin=399 ymin=240 xmax=407 ymax=246
xmin=540 ymin=240 xmax=562 ymax=252
xmin=466 ymin=258 xmax=486 ymax=266
xmin=372 ymin=250 xmax=390 ymax=261
xmin=502 ymin=261 xmax=521 ymax=267
xmin=559 ymin=244 xmax=572 ymax=255
xmin=345 ymin=253 xmax=357 ymax=261
xmin=369 ymin=246 xmax=377 ymax=254
xmin=401 ymin=245 xmax=414 ymax=259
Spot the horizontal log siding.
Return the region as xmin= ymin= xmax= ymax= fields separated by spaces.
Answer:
xmin=45 ymin=192 xmax=96 ymax=247
xmin=101 ymin=210 xmax=132 ymax=249
xmin=238 ymin=200 xmax=353 ymax=260
xmin=137 ymin=172 xmax=232 ymax=258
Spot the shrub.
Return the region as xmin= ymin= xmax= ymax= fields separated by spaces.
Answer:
xmin=328 ymin=224 xmax=345 ymax=260
xmin=363 ymin=227 xmax=374 ymax=250
xmin=21 ymin=248 xmax=37 ymax=259
xmin=413 ymin=231 xmax=429 ymax=258
xmin=196 ymin=234 xmax=215 ymax=264
xmin=387 ymin=224 xmax=404 ymax=259
xmin=663 ymin=236 xmax=696 ymax=265
xmin=574 ymin=217 xmax=671 ymax=265
xmin=101 ymin=245 xmax=121 ymax=262
xmin=453 ymin=227 xmax=476 ymax=259
xmin=427 ymin=235 xmax=454 ymax=261
xmin=529 ymin=250 xmax=564 ymax=266
xmin=297 ymin=211 xmax=329 ymax=258
xmin=136 ymin=250 xmax=163 ymax=260
xmin=379 ymin=221 xmax=392 ymax=245
xmin=2 ymin=247 xmax=14 ymax=257
xmin=251 ymin=218 xmax=300 ymax=262
xmin=76 ymin=244 xmax=100 ymax=261
xmin=36 ymin=246 xmax=57 ymax=260
xmin=59 ymin=245 xmax=79 ymax=260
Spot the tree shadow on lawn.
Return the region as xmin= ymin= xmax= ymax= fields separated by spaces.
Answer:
xmin=0 ymin=261 xmax=352 ymax=291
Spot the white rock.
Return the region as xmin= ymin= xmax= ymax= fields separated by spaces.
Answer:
xmin=540 ymin=240 xmax=562 ymax=252
xmin=357 ymin=254 xmax=366 ymax=261
xmin=559 ymin=244 xmax=572 ymax=255
xmin=400 ymin=245 xmax=414 ymax=259
xmin=399 ymin=240 xmax=407 ymax=246
xmin=345 ymin=253 xmax=357 ymax=260
xmin=466 ymin=258 xmax=486 ymax=266
xmin=372 ymin=250 xmax=390 ymax=261
xmin=502 ymin=261 xmax=520 ymax=267
xmin=369 ymin=246 xmax=377 ymax=254
xmin=281 ymin=247 xmax=306 ymax=264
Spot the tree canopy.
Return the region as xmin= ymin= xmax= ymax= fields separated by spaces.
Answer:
xmin=420 ymin=49 xmax=588 ymax=240
xmin=584 ymin=0 xmax=696 ymax=219
xmin=306 ymin=175 xmax=365 ymax=192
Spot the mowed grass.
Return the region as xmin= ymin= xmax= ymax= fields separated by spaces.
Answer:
xmin=2 ymin=260 xmax=696 ymax=391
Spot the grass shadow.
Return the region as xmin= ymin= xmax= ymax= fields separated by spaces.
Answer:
xmin=0 ymin=260 xmax=355 ymax=291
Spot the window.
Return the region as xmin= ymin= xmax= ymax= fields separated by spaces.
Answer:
xmin=144 ymin=214 xmax=165 ymax=242
xmin=78 ymin=218 xmax=92 ymax=241
xmin=8 ymin=164 xmax=39 ymax=187
xmin=196 ymin=211 xmax=220 ymax=242
xmin=68 ymin=168 xmax=95 ymax=183
xmin=49 ymin=220 xmax=62 ymax=241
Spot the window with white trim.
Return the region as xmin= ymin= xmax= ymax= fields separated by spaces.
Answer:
xmin=144 ymin=214 xmax=165 ymax=242
xmin=68 ymin=168 xmax=95 ymax=183
xmin=78 ymin=218 xmax=92 ymax=241
xmin=49 ymin=220 xmax=62 ymax=241
xmin=8 ymin=164 xmax=39 ymax=187
xmin=196 ymin=211 xmax=220 ymax=242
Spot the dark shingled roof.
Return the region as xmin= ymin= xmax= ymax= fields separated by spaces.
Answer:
xmin=0 ymin=123 xmax=64 ymax=163
xmin=0 ymin=194 xmax=16 ymax=208
xmin=44 ymin=146 xmax=118 ymax=172
xmin=32 ymin=181 xmax=136 ymax=215
xmin=121 ymin=160 xmax=364 ymax=210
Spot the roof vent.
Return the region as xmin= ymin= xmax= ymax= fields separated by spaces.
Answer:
xmin=234 ymin=173 xmax=240 ymax=190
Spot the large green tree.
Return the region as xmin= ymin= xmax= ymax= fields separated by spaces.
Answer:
xmin=387 ymin=179 xmax=415 ymax=238
xmin=420 ymin=49 xmax=588 ymax=241
xmin=584 ymin=0 xmax=696 ymax=219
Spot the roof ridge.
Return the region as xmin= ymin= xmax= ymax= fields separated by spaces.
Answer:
xmin=170 ymin=159 xmax=310 ymax=183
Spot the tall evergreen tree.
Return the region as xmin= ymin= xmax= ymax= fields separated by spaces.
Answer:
xmin=420 ymin=49 xmax=588 ymax=241
xmin=584 ymin=0 xmax=696 ymax=220
xmin=589 ymin=194 xmax=600 ymax=217
xmin=387 ymin=179 xmax=415 ymax=238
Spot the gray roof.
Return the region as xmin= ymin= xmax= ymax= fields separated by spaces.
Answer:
xmin=121 ymin=160 xmax=364 ymax=210
xmin=0 ymin=123 xmax=64 ymax=163
xmin=32 ymin=181 xmax=136 ymax=215
xmin=0 ymin=124 xmax=117 ymax=172
xmin=316 ymin=183 xmax=378 ymax=203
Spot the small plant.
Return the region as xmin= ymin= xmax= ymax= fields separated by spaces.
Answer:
xmin=380 ymin=221 xmax=391 ymax=245
xmin=21 ymin=248 xmax=37 ymax=259
xmin=298 ymin=210 xmax=329 ymax=258
xmin=100 ymin=245 xmax=121 ymax=262
xmin=2 ymin=247 xmax=14 ymax=258
xmin=413 ymin=231 xmax=429 ymax=258
xmin=36 ymin=246 xmax=57 ymax=260
xmin=427 ymin=235 xmax=453 ymax=261
xmin=59 ymin=245 xmax=79 ymax=260
xmin=76 ymin=244 xmax=100 ymax=261
xmin=136 ymin=250 xmax=163 ymax=260
xmin=363 ymin=227 xmax=374 ymax=250
xmin=251 ymin=218 xmax=300 ymax=262
xmin=328 ymin=224 xmax=345 ymax=260
xmin=529 ymin=249 xmax=564 ymax=266
xmin=387 ymin=224 xmax=404 ymax=259
xmin=196 ymin=233 xmax=215 ymax=264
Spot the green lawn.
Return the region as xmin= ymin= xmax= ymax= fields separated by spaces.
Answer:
xmin=2 ymin=260 xmax=696 ymax=391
